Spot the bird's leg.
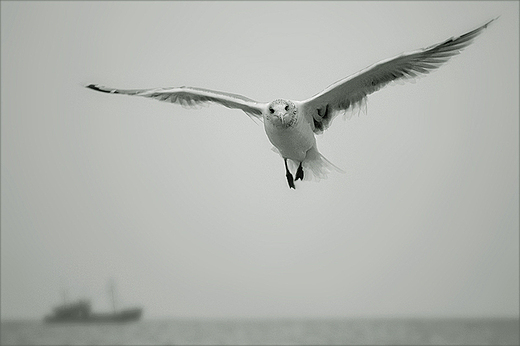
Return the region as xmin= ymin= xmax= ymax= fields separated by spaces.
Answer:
xmin=284 ymin=158 xmax=295 ymax=189
xmin=295 ymin=162 xmax=304 ymax=181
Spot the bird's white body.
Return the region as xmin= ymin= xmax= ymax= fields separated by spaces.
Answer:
xmin=262 ymin=100 xmax=339 ymax=181
xmin=263 ymin=101 xmax=313 ymax=163
xmin=87 ymin=19 xmax=495 ymax=188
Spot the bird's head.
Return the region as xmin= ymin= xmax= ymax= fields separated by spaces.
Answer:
xmin=266 ymin=99 xmax=297 ymax=128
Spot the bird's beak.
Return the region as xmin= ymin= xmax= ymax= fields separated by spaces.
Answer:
xmin=280 ymin=113 xmax=290 ymax=125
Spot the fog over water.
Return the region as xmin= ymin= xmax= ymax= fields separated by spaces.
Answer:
xmin=1 ymin=1 xmax=518 ymax=320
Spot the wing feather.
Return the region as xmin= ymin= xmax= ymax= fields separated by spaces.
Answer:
xmin=87 ymin=84 xmax=267 ymax=120
xmin=302 ymin=18 xmax=497 ymax=134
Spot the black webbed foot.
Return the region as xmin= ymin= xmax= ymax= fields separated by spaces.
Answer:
xmin=295 ymin=163 xmax=304 ymax=181
xmin=284 ymin=158 xmax=296 ymax=189
xmin=286 ymin=172 xmax=295 ymax=189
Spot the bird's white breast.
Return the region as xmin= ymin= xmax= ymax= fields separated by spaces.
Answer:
xmin=264 ymin=104 xmax=315 ymax=162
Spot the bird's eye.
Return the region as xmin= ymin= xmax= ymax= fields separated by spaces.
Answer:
xmin=269 ymin=108 xmax=274 ymax=113
xmin=284 ymin=105 xmax=289 ymax=111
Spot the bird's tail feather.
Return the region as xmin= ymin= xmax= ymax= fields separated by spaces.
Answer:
xmin=302 ymin=146 xmax=344 ymax=181
xmin=272 ymin=146 xmax=344 ymax=181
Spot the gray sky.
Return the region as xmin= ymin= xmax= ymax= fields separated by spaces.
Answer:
xmin=1 ymin=1 xmax=518 ymax=320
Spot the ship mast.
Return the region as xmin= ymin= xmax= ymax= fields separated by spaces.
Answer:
xmin=109 ymin=279 xmax=118 ymax=313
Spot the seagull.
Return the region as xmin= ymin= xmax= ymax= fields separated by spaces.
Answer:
xmin=87 ymin=19 xmax=495 ymax=189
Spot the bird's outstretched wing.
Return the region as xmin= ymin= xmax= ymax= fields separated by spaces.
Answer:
xmin=301 ymin=18 xmax=497 ymax=134
xmin=87 ymin=84 xmax=267 ymax=120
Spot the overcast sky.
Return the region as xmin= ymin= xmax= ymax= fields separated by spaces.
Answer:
xmin=1 ymin=1 xmax=518 ymax=320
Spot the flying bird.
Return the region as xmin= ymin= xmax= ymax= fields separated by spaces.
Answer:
xmin=87 ymin=19 xmax=495 ymax=189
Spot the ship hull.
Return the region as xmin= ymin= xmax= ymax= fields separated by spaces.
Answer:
xmin=44 ymin=308 xmax=142 ymax=323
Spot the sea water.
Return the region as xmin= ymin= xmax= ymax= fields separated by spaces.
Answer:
xmin=1 ymin=318 xmax=518 ymax=345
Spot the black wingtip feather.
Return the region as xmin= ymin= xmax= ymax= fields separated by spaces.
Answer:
xmin=86 ymin=84 xmax=117 ymax=94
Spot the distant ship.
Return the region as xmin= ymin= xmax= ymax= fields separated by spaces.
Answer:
xmin=44 ymin=280 xmax=143 ymax=323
